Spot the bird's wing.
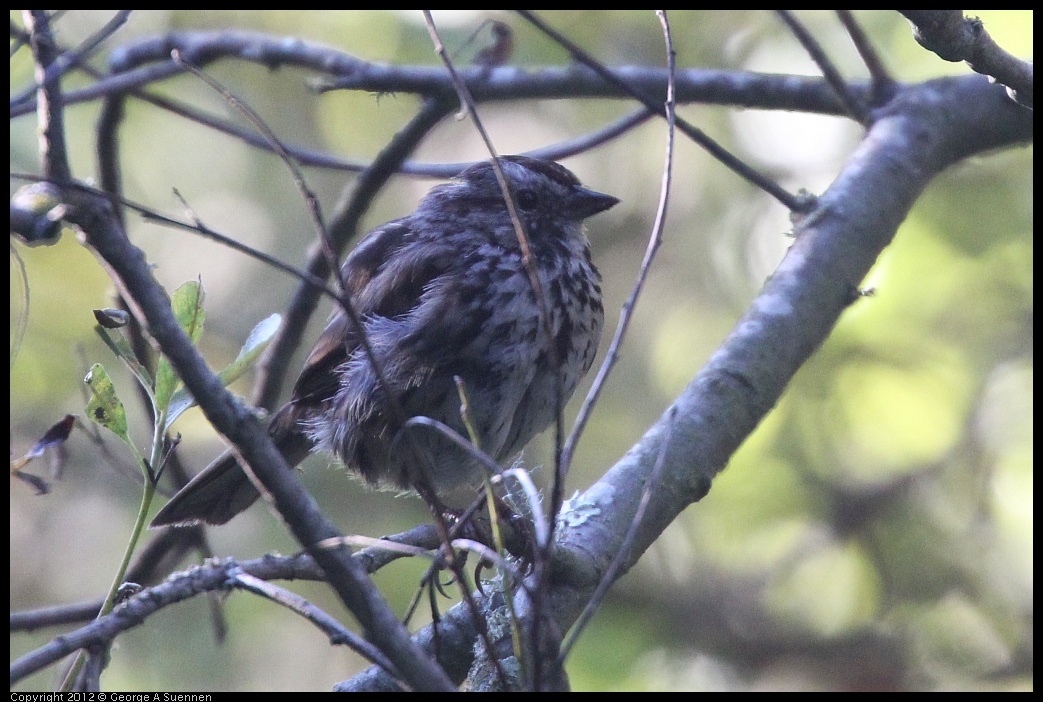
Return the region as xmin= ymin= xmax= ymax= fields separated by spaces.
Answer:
xmin=288 ymin=220 xmax=459 ymax=407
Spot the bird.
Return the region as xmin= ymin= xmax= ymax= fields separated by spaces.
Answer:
xmin=150 ymin=155 xmax=617 ymax=527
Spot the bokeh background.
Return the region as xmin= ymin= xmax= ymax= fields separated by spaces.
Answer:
xmin=11 ymin=10 xmax=1032 ymax=691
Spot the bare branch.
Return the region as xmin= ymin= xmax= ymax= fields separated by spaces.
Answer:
xmin=10 ymin=10 xmax=131 ymax=108
xmin=12 ymin=32 xmax=867 ymax=120
xmin=899 ymin=10 xmax=1033 ymax=108
xmin=836 ymin=10 xmax=897 ymax=104
xmin=563 ymin=9 xmax=676 ymax=499
xmin=22 ymin=10 xmax=71 ymax=183
xmin=516 ymin=10 xmax=811 ymax=212
xmin=232 ymin=571 xmax=400 ymax=676
xmin=776 ymin=10 xmax=870 ymax=122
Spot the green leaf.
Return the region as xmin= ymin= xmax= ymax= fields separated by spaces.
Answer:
xmin=155 ymin=280 xmax=207 ymax=411
xmin=218 ymin=313 xmax=282 ymax=386
xmin=84 ymin=363 xmax=131 ymax=445
xmin=94 ymin=325 xmax=154 ymax=393
xmin=166 ymin=313 xmax=282 ymax=428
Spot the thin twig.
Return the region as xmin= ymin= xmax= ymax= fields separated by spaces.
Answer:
xmin=11 ymin=59 xmax=186 ymax=118
xmin=232 ymin=571 xmax=401 ymax=677
xmin=255 ymin=96 xmax=453 ymax=408
xmin=501 ymin=467 xmax=550 ymax=549
xmin=835 ymin=10 xmax=896 ymax=105
xmin=169 ymin=50 xmax=340 ymax=295
xmin=450 ymin=539 xmax=521 ymax=577
xmin=161 ymin=61 xmax=475 ymax=684
xmin=10 ymin=172 xmax=345 ymax=304
xmin=560 ymin=406 xmax=677 ymax=663
xmin=146 ymin=94 xmax=651 ymax=176
xmin=399 ymin=417 xmax=505 ymax=480
xmin=10 ymin=10 xmax=131 ymax=108
xmin=515 ymin=10 xmax=810 ymax=213
xmin=350 ymin=27 xmax=517 ymax=683
xmin=10 ymin=243 xmax=30 ymax=366
xmin=563 ymin=10 xmax=677 ymax=479
xmin=775 ymin=10 xmax=869 ymax=123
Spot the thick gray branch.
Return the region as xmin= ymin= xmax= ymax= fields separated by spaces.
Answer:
xmin=899 ymin=10 xmax=1033 ymax=108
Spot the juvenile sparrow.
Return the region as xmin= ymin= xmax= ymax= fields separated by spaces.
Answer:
xmin=151 ymin=155 xmax=617 ymax=527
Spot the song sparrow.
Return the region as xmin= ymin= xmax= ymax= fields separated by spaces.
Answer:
xmin=150 ymin=155 xmax=617 ymax=527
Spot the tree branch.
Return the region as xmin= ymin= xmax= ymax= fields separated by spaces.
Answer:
xmin=12 ymin=30 xmax=864 ymax=119
xmin=899 ymin=10 xmax=1033 ymax=108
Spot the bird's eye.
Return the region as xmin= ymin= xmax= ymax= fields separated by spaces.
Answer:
xmin=516 ymin=189 xmax=538 ymax=211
